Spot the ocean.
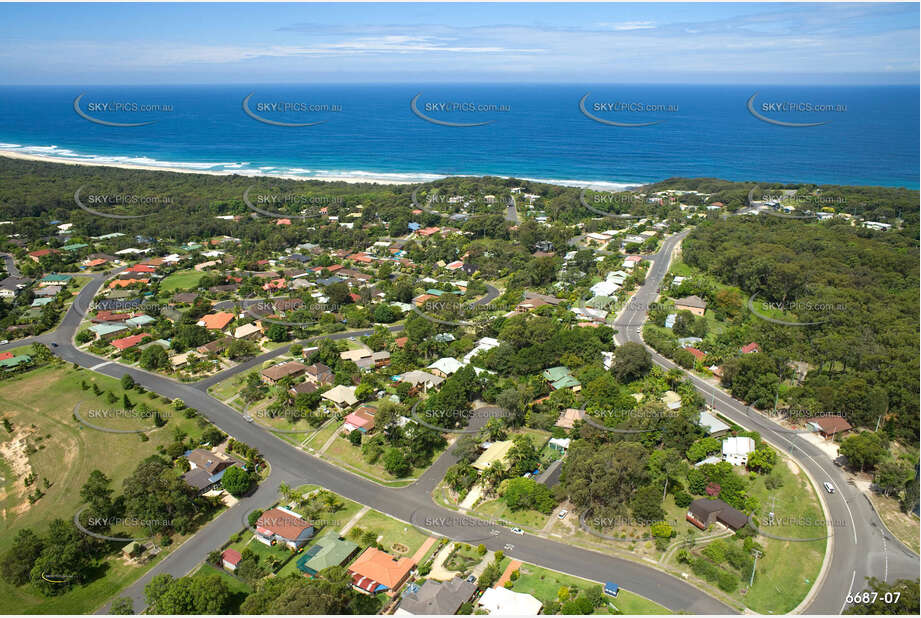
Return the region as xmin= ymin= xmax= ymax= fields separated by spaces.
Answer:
xmin=0 ymin=84 xmax=917 ymax=189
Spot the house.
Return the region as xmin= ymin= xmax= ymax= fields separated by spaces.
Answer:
xmin=125 ymin=314 xmax=156 ymax=329
xmin=427 ymin=357 xmax=465 ymax=378
xmin=304 ymin=362 xmax=334 ymax=385
xmin=662 ymin=390 xmax=682 ymax=410
xmin=698 ymin=411 xmax=730 ymax=437
xmin=181 ymin=449 xmax=239 ymax=493
xmin=0 ymin=276 xmax=31 ymax=299
xmin=34 ymin=285 xmax=62 ymax=297
xmin=722 ymin=436 xmax=756 ymax=466
xmin=197 ymin=337 xmax=233 ymax=355
xmin=371 ymin=351 xmax=391 ymax=368
xmin=396 ymin=577 xmax=477 ymax=615
xmin=348 ymin=547 xmax=415 ymax=595
xmin=261 ymin=361 xmax=307 ymax=385
xmin=472 ymin=440 xmax=514 ymax=471
xmin=477 ymin=586 xmax=543 ymax=615
xmin=289 ymin=381 xmax=318 ymax=396
xmin=111 ymin=333 xmax=146 ymax=351
xmin=740 ymin=342 xmax=760 ymax=354
xmin=555 ymin=408 xmax=586 ymax=430
xmin=172 ymin=292 xmax=198 ymax=304
xmin=295 ymin=532 xmax=360 ymax=576
xmin=233 ymin=322 xmax=263 ymax=340
xmin=198 ymin=311 xmax=235 ymax=331
xmin=170 ymin=351 xmax=194 ymax=368
xmin=342 ymin=406 xmax=377 ymax=434
xmin=340 ymin=348 xmax=373 ymax=362
xmin=675 ymin=295 xmax=707 ymax=316
xmin=806 ymin=415 xmax=853 ymax=440
xmin=548 ymin=437 xmax=571 ymax=453
xmin=541 ymin=366 xmax=581 ymax=391
xmin=221 ymin=549 xmax=242 ymax=571
xmin=89 ymin=323 xmax=129 ymax=340
xmin=254 ymin=507 xmax=315 ymax=550
xmin=399 ymin=370 xmax=445 ymax=391
xmin=0 ymin=354 xmax=31 ymax=370
xmin=686 ymin=498 xmax=748 ymax=531
xmin=685 ymin=347 xmax=706 ymax=362
xmin=321 ymin=384 xmax=358 ymax=410
xmin=28 ymin=248 xmax=59 ymax=262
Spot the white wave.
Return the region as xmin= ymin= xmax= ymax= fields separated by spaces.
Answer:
xmin=0 ymin=142 xmax=642 ymax=188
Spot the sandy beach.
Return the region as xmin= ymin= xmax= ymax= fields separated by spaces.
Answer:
xmin=0 ymin=149 xmax=425 ymax=185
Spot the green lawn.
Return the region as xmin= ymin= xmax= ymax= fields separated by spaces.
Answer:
xmin=740 ymin=459 xmax=826 ymax=613
xmin=352 ymin=509 xmax=430 ymax=557
xmin=472 ymin=498 xmax=550 ymax=530
xmin=509 ymin=562 xmax=671 ymax=615
xmin=160 ymin=269 xmax=204 ymax=293
xmin=0 ymin=364 xmax=210 ymax=613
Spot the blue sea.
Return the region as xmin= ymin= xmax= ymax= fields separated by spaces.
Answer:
xmin=0 ymin=84 xmax=917 ymax=189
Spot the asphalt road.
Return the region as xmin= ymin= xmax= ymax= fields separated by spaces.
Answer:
xmin=612 ymin=230 xmax=919 ymax=614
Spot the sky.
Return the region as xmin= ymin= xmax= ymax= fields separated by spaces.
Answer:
xmin=0 ymin=2 xmax=917 ymax=84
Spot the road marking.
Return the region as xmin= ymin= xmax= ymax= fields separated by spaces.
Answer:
xmin=882 ymin=532 xmax=888 ymax=581
xmin=89 ymin=361 xmax=111 ymax=371
xmin=840 ymin=570 xmax=856 ymax=614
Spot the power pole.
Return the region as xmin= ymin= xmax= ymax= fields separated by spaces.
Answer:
xmin=749 ymin=549 xmax=763 ymax=588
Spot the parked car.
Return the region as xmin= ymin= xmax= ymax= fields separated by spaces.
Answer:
xmin=510 ymin=527 xmax=524 ymax=535
xmin=558 ymin=509 xmax=568 ymax=519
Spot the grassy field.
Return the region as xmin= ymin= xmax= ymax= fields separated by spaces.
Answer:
xmin=159 ymin=269 xmax=204 ymax=293
xmin=0 ymin=363 xmax=210 ymax=613
xmin=868 ymin=491 xmax=920 ymax=555
xmin=509 ymin=562 xmax=670 ymax=615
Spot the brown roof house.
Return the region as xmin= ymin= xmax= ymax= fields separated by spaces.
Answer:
xmin=262 ymin=361 xmax=307 ymax=384
xmin=675 ymin=295 xmax=708 ymax=316
xmin=305 ymin=362 xmax=334 ymax=385
xmin=254 ymin=507 xmax=315 ymax=550
xmin=807 ymin=415 xmax=853 ymax=440
xmin=686 ymin=498 xmax=748 ymax=531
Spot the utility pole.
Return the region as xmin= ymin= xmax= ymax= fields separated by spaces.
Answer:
xmin=875 ymin=415 xmax=882 ymax=432
xmin=749 ymin=549 xmax=763 ymax=588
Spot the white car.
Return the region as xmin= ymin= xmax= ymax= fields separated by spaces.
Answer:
xmin=243 ymin=415 xmax=254 ymax=423
xmin=510 ymin=527 xmax=524 ymax=535
xmin=823 ymin=482 xmax=835 ymax=493
xmin=558 ymin=509 xmax=568 ymax=519
xmin=0 ymin=340 xmax=8 ymax=345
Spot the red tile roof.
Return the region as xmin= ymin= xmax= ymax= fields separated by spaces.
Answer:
xmin=111 ymin=334 xmax=146 ymax=351
xmin=255 ymin=508 xmax=312 ymax=541
xmin=686 ymin=347 xmax=706 ymax=361
xmin=807 ymin=415 xmax=853 ymax=435
xmin=741 ymin=342 xmax=760 ymax=354
xmin=221 ymin=548 xmax=242 ymax=566
xmin=200 ymin=312 xmax=235 ymax=330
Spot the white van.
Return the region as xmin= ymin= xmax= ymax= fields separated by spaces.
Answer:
xmin=823 ymin=482 xmax=835 ymax=493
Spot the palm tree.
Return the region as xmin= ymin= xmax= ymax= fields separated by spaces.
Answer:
xmin=278 ymin=482 xmax=292 ymax=505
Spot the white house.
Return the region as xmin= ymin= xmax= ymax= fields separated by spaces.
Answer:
xmin=722 ymin=436 xmax=756 ymax=466
xmin=478 ymin=587 xmax=542 ymax=615
xmin=427 ymin=357 xmax=465 ymax=378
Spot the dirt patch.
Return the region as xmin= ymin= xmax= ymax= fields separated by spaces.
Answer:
xmin=0 ymin=427 xmax=38 ymax=514
xmin=786 ymin=458 xmax=800 ymax=475
xmin=391 ymin=542 xmax=409 ymax=554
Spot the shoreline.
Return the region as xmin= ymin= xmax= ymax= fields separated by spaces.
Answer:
xmin=0 ymin=148 xmax=638 ymax=190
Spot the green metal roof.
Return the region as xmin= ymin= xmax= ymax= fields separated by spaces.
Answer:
xmin=295 ymin=532 xmax=358 ymax=575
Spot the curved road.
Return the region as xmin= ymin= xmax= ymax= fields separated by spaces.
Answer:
xmin=612 ymin=230 xmax=919 ymax=614
xmin=32 ymin=273 xmax=730 ymax=614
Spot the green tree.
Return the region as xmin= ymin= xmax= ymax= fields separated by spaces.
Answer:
xmin=612 ymin=342 xmax=652 ymax=382
xmin=221 ymin=466 xmax=253 ymax=497
xmin=840 ymin=432 xmax=887 ymax=472
xmin=383 ymin=448 xmax=411 ymax=477
xmin=110 ymin=598 xmax=134 ymax=614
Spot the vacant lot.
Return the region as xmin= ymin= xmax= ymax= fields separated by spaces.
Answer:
xmin=159 ymin=269 xmax=204 ymax=293
xmin=0 ymin=363 xmax=208 ymax=613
